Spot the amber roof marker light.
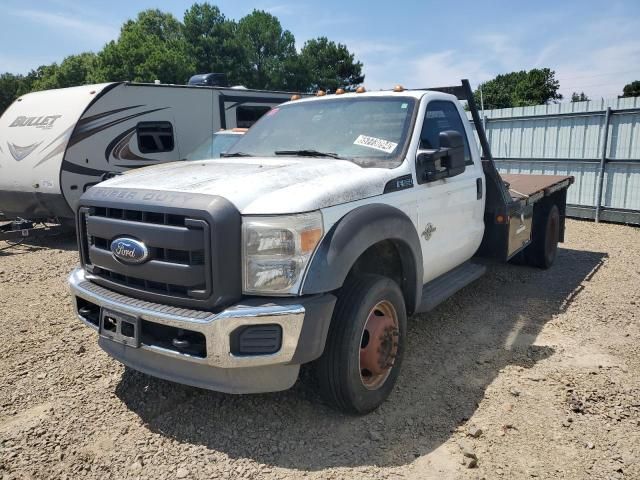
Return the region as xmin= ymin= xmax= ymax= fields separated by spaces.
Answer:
xmin=316 ymin=90 xmax=326 ymax=97
xmin=393 ymin=85 xmax=405 ymax=92
xmin=290 ymin=94 xmax=301 ymax=101
xmin=335 ymin=88 xmax=345 ymax=95
xmin=356 ymin=86 xmax=366 ymax=93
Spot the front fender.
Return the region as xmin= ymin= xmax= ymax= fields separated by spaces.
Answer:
xmin=301 ymin=203 xmax=423 ymax=313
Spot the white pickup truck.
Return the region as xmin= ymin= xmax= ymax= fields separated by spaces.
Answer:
xmin=69 ymin=80 xmax=573 ymax=413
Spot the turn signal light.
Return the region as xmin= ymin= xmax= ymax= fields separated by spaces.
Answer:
xmin=300 ymin=228 xmax=322 ymax=253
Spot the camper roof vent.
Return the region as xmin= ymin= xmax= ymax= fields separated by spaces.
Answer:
xmin=188 ymin=73 xmax=229 ymax=87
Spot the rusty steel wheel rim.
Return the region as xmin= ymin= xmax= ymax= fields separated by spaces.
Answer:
xmin=359 ymin=300 xmax=399 ymax=390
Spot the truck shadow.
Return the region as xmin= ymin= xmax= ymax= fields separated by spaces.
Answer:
xmin=115 ymin=246 xmax=607 ymax=470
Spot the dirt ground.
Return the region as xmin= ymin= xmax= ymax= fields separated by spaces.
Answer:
xmin=0 ymin=219 xmax=639 ymax=480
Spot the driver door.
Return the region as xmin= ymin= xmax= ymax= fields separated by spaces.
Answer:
xmin=416 ymin=99 xmax=484 ymax=283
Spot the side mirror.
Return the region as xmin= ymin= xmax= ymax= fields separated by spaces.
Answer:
xmin=415 ymin=130 xmax=466 ymax=184
xmin=440 ymin=130 xmax=465 ymax=176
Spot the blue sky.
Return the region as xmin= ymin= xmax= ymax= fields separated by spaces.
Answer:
xmin=1 ymin=0 xmax=639 ymax=99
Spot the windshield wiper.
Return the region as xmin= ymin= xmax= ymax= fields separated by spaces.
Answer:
xmin=221 ymin=152 xmax=252 ymax=157
xmin=274 ymin=149 xmax=344 ymax=159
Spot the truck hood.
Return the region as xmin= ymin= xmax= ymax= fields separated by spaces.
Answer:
xmin=99 ymin=157 xmax=403 ymax=214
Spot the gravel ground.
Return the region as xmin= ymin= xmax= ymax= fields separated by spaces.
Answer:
xmin=0 ymin=219 xmax=639 ymax=480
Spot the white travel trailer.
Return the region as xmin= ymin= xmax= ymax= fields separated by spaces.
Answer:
xmin=0 ymin=82 xmax=292 ymax=220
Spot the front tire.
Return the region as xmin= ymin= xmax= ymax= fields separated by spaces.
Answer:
xmin=314 ymin=274 xmax=407 ymax=414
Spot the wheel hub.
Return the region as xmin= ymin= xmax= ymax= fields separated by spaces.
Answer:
xmin=359 ymin=300 xmax=399 ymax=389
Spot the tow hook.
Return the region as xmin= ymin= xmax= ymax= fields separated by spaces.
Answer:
xmin=172 ymin=331 xmax=191 ymax=350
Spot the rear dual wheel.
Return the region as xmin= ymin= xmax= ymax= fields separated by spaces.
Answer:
xmin=526 ymin=204 xmax=560 ymax=269
xmin=314 ymin=274 xmax=406 ymax=414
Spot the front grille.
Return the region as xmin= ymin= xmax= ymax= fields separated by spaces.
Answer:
xmin=91 ymin=236 xmax=205 ymax=266
xmin=92 ymin=206 xmax=187 ymax=226
xmin=79 ymin=206 xmax=211 ymax=307
xmin=77 ymin=187 xmax=242 ymax=310
xmin=92 ymin=266 xmax=190 ymax=296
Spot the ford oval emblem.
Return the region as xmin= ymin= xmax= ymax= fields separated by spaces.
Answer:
xmin=110 ymin=237 xmax=150 ymax=265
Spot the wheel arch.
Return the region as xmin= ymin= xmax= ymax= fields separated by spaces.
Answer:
xmin=302 ymin=203 xmax=423 ymax=314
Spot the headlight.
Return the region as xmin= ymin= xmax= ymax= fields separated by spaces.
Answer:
xmin=242 ymin=212 xmax=323 ymax=295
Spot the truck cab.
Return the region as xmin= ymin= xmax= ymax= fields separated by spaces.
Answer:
xmin=69 ymin=80 xmax=572 ymax=413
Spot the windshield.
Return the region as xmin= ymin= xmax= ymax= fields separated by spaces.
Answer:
xmin=185 ymin=133 xmax=242 ymax=161
xmin=226 ymin=97 xmax=417 ymax=168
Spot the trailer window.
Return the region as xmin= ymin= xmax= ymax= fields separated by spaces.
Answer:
xmin=420 ymin=101 xmax=473 ymax=166
xmin=137 ymin=121 xmax=175 ymax=153
xmin=236 ymin=106 xmax=272 ymax=128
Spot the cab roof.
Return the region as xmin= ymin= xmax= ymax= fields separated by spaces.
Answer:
xmin=283 ymin=89 xmax=454 ymax=107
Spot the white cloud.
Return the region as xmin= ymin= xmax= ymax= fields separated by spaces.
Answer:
xmin=473 ymin=33 xmax=523 ymax=70
xmin=262 ymin=4 xmax=297 ymax=16
xmin=509 ymin=12 xmax=639 ymax=99
xmin=532 ymin=42 xmax=560 ymax=68
xmin=341 ymin=40 xmax=417 ymax=90
xmin=409 ymin=50 xmax=494 ymax=89
xmin=358 ymin=46 xmax=494 ymax=92
xmin=360 ymin=14 xmax=640 ymax=100
xmin=552 ymin=48 xmax=636 ymax=97
xmin=0 ymin=54 xmax=59 ymax=74
xmin=9 ymin=9 xmax=118 ymax=46
xmin=348 ymin=40 xmax=411 ymax=58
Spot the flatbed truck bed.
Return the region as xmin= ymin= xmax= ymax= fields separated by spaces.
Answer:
xmin=503 ymin=174 xmax=574 ymax=204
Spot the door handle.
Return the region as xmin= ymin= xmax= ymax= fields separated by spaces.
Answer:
xmin=476 ymin=178 xmax=483 ymax=200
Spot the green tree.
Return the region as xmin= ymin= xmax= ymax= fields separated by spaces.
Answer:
xmin=31 ymin=53 xmax=97 ymax=91
xmin=23 ymin=64 xmax=59 ymax=90
xmin=236 ymin=10 xmax=297 ymax=90
xmin=0 ymin=73 xmax=28 ymax=114
xmin=93 ymin=9 xmax=194 ymax=84
xmin=475 ymin=68 xmax=563 ymax=109
xmin=298 ymin=37 xmax=363 ymax=92
xmin=621 ymin=80 xmax=640 ymax=98
xmin=183 ymin=3 xmax=244 ymax=84
xmin=571 ymin=91 xmax=589 ymax=102
xmin=0 ymin=4 xmax=368 ymax=102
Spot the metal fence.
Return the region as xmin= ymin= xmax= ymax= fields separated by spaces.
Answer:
xmin=468 ymin=96 xmax=640 ymax=224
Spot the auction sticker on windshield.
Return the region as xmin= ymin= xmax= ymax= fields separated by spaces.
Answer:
xmin=354 ymin=135 xmax=398 ymax=154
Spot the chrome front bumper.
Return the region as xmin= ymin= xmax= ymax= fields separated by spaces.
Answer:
xmin=69 ymin=267 xmax=305 ymax=369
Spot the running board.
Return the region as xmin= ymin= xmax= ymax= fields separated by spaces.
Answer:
xmin=416 ymin=261 xmax=487 ymax=313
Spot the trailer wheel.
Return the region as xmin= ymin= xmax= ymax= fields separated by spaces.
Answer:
xmin=527 ymin=204 xmax=560 ymax=269
xmin=314 ymin=274 xmax=406 ymax=414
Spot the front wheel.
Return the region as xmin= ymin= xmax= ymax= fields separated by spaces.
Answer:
xmin=314 ymin=274 xmax=407 ymax=414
